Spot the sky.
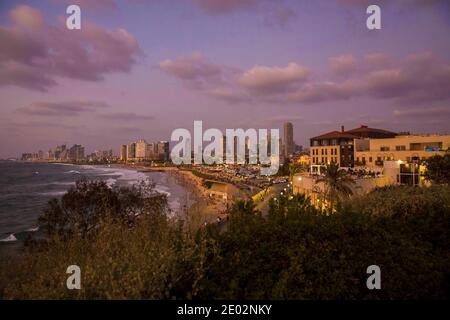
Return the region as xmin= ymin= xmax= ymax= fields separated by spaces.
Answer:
xmin=0 ymin=0 xmax=449 ymax=158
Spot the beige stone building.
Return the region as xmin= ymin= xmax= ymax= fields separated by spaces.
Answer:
xmin=354 ymin=134 xmax=450 ymax=168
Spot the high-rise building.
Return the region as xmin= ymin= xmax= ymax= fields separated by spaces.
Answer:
xmin=156 ymin=141 xmax=170 ymax=161
xmin=135 ymin=139 xmax=147 ymax=161
xmin=127 ymin=142 xmax=136 ymax=161
xmin=120 ymin=145 xmax=128 ymax=162
xmin=54 ymin=145 xmax=66 ymax=160
xmin=284 ymin=122 xmax=294 ymax=158
xmin=68 ymin=144 xmax=85 ymax=162
xmin=146 ymin=143 xmax=156 ymax=160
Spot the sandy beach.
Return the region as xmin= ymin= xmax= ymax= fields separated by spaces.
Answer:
xmin=110 ymin=164 xmax=228 ymax=225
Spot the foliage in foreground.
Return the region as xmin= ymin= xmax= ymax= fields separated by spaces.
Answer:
xmin=0 ymin=182 xmax=449 ymax=299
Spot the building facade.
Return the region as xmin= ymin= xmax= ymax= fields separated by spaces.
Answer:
xmin=310 ymin=125 xmax=397 ymax=168
xmin=284 ymin=122 xmax=294 ymax=158
xmin=354 ymin=134 xmax=450 ymax=167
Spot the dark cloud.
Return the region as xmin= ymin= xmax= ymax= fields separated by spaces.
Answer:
xmin=99 ymin=112 xmax=155 ymax=121
xmin=59 ymin=0 xmax=118 ymax=11
xmin=337 ymin=0 xmax=446 ymax=8
xmin=193 ymin=0 xmax=257 ymax=15
xmin=393 ymin=106 xmax=450 ymax=118
xmin=0 ymin=5 xmax=142 ymax=92
xmin=17 ymin=101 xmax=109 ymax=117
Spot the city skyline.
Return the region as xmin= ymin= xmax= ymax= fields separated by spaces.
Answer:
xmin=1 ymin=0 xmax=450 ymax=158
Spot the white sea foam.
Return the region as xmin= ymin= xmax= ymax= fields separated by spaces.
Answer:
xmin=38 ymin=191 xmax=67 ymax=196
xmin=0 ymin=234 xmax=17 ymax=242
xmin=50 ymin=181 xmax=76 ymax=186
xmin=105 ymin=178 xmax=117 ymax=187
xmin=66 ymin=170 xmax=81 ymax=174
xmin=26 ymin=226 xmax=39 ymax=232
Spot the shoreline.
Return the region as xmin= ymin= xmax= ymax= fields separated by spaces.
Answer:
xmin=109 ymin=164 xmax=228 ymax=224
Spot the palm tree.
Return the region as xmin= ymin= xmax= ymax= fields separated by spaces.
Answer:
xmin=230 ymin=199 xmax=259 ymax=216
xmin=289 ymin=164 xmax=301 ymax=183
xmin=316 ymin=162 xmax=355 ymax=213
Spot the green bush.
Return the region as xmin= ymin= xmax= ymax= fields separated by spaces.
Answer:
xmin=1 ymin=183 xmax=449 ymax=299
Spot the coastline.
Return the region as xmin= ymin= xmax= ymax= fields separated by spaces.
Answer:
xmin=109 ymin=164 xmax=227 ymax=225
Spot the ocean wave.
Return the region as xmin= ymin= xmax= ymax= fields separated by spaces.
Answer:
xmin=66 ymin=170 xmax=81 ymax=174
xmin=105 ymin=178 xmax=117 ymax=187
xmin=50 ymin=181 xmax=76 ymax=186
xmin=0 ymin=234 xmax=17 ymax=242
xmin=38 ymin=191 xmax=67 ymax=196
xmin=26 ymin=226 xmax=39 ymax=232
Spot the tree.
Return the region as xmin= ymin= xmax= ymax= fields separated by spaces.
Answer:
xmin=38 ymin=179 xmax=168 ymax=238
xmin=288 ymin=164 xmax=301 ymax=183
xmin=424 ymin=154 xmax=450 ymax=185
xmin=316 ymin=162 xmax=355 ymax=213
xmin=230 ymin=199 xmax=259 ymax=216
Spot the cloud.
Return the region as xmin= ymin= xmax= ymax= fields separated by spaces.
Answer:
xmin=239 ymin=63 xmax=309 ymax=94
xmin=99 ymin=112 xmax=155 ymax=121
xmin=288 ymin=81 xmax=359 ymax=104
xmin=0 ymin=5 xmax=141 ymax=91
xmin=159 ymin=52 xmax=221 ymax=81
xmin=393 ymin=106 xmax=450 ymax=118
xmin=160 ymin=51 xmax=450 ymax=107
xmin=9 ymin=5 xmax=45 ymax=29
xmin=64 ymin=0 xmax=117 ymax=11
xmin=329 ymin=54 xmax=357 ymax=76
xmin=337 ymin=0 xmax=445 ymax=8
xmin=159 ymin=52 xmax=240 ymax=94
xmin=193 ymin=0 xmax=257 ymax=15
xmin=17 ymin=101 xmax=109 ymax=117
xmin=290 ymin=52 xmax=450 ymax=105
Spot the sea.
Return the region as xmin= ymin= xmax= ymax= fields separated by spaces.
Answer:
xmin=0 ymin=160 xmax=193 ymax=254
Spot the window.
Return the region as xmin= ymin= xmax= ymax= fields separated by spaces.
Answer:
xmin=380 ymin=146 xmax=390 ymax=151
xmin=325 ymin=149 xmax=328 ymax=155
xmin=331 ymin=139 xmax=338 ymax=146
xmin=312 ymin=140 xmax=319 ymax=146
xmin=395 ymin=145 xmax=406 ymax=151
xmin=369 ymin=157 xmax=372 ymax=162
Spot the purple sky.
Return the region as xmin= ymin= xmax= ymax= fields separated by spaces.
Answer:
xmin=1 ymin=0 xmax=450 ymax=158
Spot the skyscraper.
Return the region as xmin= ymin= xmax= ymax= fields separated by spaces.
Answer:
xmin=135 ymin=139 xmax=147 ymax=161
xmin=127 ymin=142 xmax=136 ymax=161
xmin=120 ymin=145 xmax=128 ymax=162
xmin=68 ymin=144 xmax=85 ymax=162
xmin=284 ymin=122 xmax=294 ymax=158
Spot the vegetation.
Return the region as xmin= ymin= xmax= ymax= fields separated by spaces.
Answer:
xmin=0 ymin=181 xmax=449 ymax=299
xmin=424 ymin=154 xmax=450 ymax=185
xmin=316 ymin=162 xmax=355 ymax=213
